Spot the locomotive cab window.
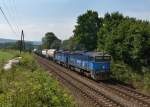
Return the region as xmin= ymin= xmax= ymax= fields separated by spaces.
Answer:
xmin=95 ymin=56 xmax=103 ymax=62
xmin=103 ymin=56 xmax=111 ymax=60
xmin=89 ymin=56 xmax=94 ymax=61
xmin=95 ymin=56 xmax=111 ymax=62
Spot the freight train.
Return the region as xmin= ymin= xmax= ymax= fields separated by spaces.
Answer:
xmin=34 ymin=49 xmax=111 ymax=80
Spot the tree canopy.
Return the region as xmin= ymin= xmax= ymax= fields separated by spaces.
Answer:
xmin=97 ymin=12 xmax=150 ymax=69
xmin=42 ymin=32 xmax=61 ymax=49
xmin=73 ymin=10 xmax=101 ymax=51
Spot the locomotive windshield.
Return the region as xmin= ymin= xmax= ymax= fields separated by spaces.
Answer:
xmin=103 ymin=56 xmax=111 ymax=60
xmin=95 ymin=56 xmax=111 ymax=62
xmin=95 ymin=56 xmax=103 ymax=62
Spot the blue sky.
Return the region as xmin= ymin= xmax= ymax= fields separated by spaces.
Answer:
xmin=0 ymin=0 xmax=150 ymax=41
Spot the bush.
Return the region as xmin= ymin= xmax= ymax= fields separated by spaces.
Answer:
xmin=111 ymin=61 xmax=130 ymax=82
xmin=111 ymin=60 xmax=150 ymax=94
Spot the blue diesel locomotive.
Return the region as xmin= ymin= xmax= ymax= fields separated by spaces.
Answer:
xmin=54 ymin=51 xmax=70 ymax=67
xmin=54 ymin=51 xmax=111 ymax=80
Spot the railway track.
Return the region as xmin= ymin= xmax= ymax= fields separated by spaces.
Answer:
xmin=36 ymin=55 xmax=150 ymax=107
xmin=100 ymin=82 xmax=150 ymax=106
xmin=37 ymin=56 xmax=122 ymax=107
xmin=113 ymin=84 xmax=150 ymax=103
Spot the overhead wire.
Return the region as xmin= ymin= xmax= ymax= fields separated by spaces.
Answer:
xmin=5 ymin=0 xmax=20 ymax=35
xmin=11 ymin=0 xmax=21 ymax=33
xmin=0 ymin=0 xmax=22 ymax=39
xmin=0 ymin=6 xmax=17 ymax=36
xmin=1 ymin=0 xmax=17 ymax=32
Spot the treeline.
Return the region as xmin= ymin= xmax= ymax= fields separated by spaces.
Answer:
xmin=0 ymin=41 xmax=38 ymax=51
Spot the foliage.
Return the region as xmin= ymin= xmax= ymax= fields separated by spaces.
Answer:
xmin=0 ymin=52 xmax=74 ymax=107
xmin=60 ymin=37 xmax=77 ymax=51
xmin=97 ymin=12 xmax=150 ymax=70
xmin=50 ymin=39 xmax=61 ymax=49
xmin=73 ymin=10 xmax=101 ymax=51
xmin=0 ymin=41 xmax=36 ymax=51
xmin=96 ymin=12 xmax=150 ymax=92
xmin=111 ymin=60 xmax=150 ymax=93
xmin=42 ymin=32 xmax=61 ymax=49
xmin=15 ymin=40 xmax=34 ymax=51
xmin=0 ymin=42 xmax=16 ymax=49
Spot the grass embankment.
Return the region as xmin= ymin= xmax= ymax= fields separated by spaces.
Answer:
xmin=0 ymin=50 xmax=74 ymax=107
xmin=0 ymin=50 xmax=19 ymax=66
xmin=111 ymin=61 xmax=150 ymax=94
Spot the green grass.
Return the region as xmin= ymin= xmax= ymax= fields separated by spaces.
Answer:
xmin=0 ymin=50 xmax=18 ymax=61
xmin=0 ymin=51 xmax=13 ymax=61
xmin=0 ymin=50 xmax=20 ymax=68
xmin=0 ymin=51 xmax=75 ymax=107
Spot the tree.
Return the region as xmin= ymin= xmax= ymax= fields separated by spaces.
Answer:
xmin=15 ymin=40 xmax=22 ymax=50
xmin=50 ymin=39 xmax=61 ymax=49
xmin=42 ymin=32 xmax=61 ymax=49
xmin=60 ymin=39 xmax=70 ymax=50
xmin=73 ymin=10 xmax=101 ymax=51
xmin=97 ymin=12 xmax=124 ymax=55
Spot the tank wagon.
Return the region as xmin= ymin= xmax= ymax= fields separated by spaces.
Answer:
xmin=41 ymin=49 xmax=56 ymax=60
xmin=42 ymin=49 xmax=48 ymax=57
xmin=47 ymin=49 xmax=56 ymax=60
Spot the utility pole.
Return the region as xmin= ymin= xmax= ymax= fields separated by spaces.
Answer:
xmin=20 ymin=30 xmax=25 ymax=54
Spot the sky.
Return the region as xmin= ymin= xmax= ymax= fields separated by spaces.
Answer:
xmin=0 ymin=0 xmax=150 ymax=41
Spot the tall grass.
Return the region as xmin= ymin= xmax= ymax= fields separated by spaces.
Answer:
xmin=0 ymin=49 xmax=19 ymax=68
xmin=0 ymin=52 xmax=75 ymax=107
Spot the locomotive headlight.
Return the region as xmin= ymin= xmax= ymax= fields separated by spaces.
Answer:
xmin=102 ymin=65 xmax=105 ymax=69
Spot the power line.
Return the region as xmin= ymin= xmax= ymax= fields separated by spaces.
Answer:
xmin=0 ymin=6 xmax=17 ymax=36
xmin=2 ymin=0 xmax=20 ymax=34
xmin=11 ymin=0 xmax=21 ymax=33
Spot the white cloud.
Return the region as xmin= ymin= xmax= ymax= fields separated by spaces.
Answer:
xmin=20 ymin=19 xmax=75 ymax=41
xmin=0 ymin=18 xmax=75 ymax=41
xmin=0 ymin=23 xmax=19 ymax=39
xmin=123 ymin=11 xmax=150 ymax=21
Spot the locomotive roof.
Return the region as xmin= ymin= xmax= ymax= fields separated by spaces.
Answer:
xmin=71 ymin=51 xmax=110 ymax=57
xmin=55 ymin=50 xmax=111 ymax=57
xmin=85 ymin=52 xmax=110 ymax=57
xmin=56 ymin=50 xmax=70 ymax=54
xmin=47 ymin=49 xmax=56 ymax=51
